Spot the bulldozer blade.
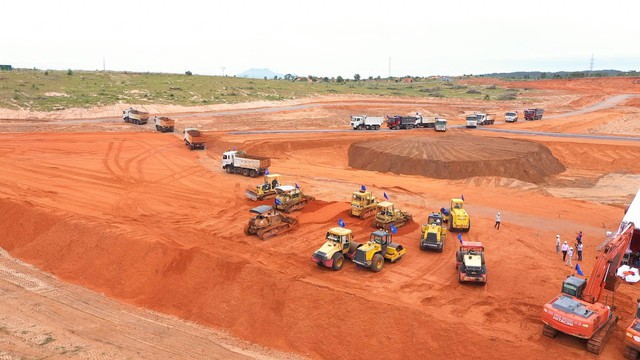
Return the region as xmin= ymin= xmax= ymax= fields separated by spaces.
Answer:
xmin=245 ymin=190 xmax=259 ymax=201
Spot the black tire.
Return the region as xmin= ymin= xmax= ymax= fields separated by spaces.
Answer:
xmin=225 ymin=166 xmax=233 ymax=174
xmin=374 ymin=125 xmax=380 ymax=130
xmin=156 ymin=125 xmax=160 ymax=131
xmin=189 ymin=144 xmax=194 ymax=150
xmin=455 ymin=251 xmax=462 ymax=264
xmin=242 ymin=169 xmax=250 ymax=177
xmin=331 ymin=252 xmax=344 ymax=271
xmin=249 ymin=169 xmax=258 ymax=178
xmin=370 ymin=254 xmax=384 ymax=272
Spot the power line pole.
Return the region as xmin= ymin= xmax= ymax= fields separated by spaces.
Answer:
xmin=221 ymin=66 xmax=226 ymax=76
xmin=589 ymin=54 xmax=594 ymax=76
xmin=103 ymin=56 xmax=106 ymax=71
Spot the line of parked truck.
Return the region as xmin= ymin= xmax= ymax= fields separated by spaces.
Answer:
xmin=466 ymin=108 xmax=544 ymax=128
xmin=350 ymin=114 xmax=448 ymax=132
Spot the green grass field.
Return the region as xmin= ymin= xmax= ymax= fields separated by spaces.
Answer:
xmin=0 ymin=69 xmax=523 ymax=111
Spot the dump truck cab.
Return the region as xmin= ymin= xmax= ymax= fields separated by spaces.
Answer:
xmin=449 ymin=198 xmax=470 ymax=232
xmin=435 ymin=117 xmax=447 ymax=132
xmin=352 ymin=230 xmax=406 ymax=272
xmin=456 ymin=241 xmax=487 ymax=284
xmin=350 ymin=189 xmax=378 ymax=219
xmin=312 ymin=227 xmax=361 ymax=271
xmin=246 ymin=174 xmax=282 ymax=201
xmin=420 ymin=212 xmax=447 ymax=252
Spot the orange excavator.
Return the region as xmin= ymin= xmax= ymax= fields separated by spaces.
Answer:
xmin=541 ymin=221 xmax=635 ymax=354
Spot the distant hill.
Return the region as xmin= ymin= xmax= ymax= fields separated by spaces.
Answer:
xmin=479 ymin=69 xmax=637 ymax=79
xmin=237 ymin=68 xmax=284 ymax=79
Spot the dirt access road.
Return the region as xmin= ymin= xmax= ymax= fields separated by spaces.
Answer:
xmin=0 ymin=77 xmax=639 ymax=359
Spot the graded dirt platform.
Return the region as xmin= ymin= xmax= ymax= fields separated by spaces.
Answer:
xmin=348 ymin=135 xmax=566 ymax=183
xmin=0 ymin=77 xmax=639 ymax=360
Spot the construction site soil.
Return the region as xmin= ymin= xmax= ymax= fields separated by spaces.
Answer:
xmin=0 ymin=77 xmax=640 ymax=359
xmin=348 ymin=135 xmax=566 ymax=183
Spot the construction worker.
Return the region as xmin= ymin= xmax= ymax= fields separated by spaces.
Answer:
xmin=555 ymin=235 xmax=561 ymax=254
xmin=576 ymin=230 xmax=583 ymax=244
xmin=494 ymin=212 xmax=501 ymax=230
xmin=566 ymin=246 xmax=574 ymax=267
xmin=577 ymin=242 xmax=583 ymax=261
xmin=561 ymin=241 xmax=569 ymax=261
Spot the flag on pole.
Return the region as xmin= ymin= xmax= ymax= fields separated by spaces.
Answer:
xmin=295 ymin=182 xmax=300 ymax=189
xmin=338 ymin=218 xmax=346 ymax=228
xmin=575 ymin=264 xmax=584 ymax=276
xmin=457 ymin=233 xmax=463 ymax=244
xmin=384 ymin=192 xmax=389 ymax=200
xmin=275 ymin=198 xmax=281 ymax=206
xmin=390 ymin=224 xmax=397 ymax=234
xmin=265 ymin=169 xmax=269 ymax=175
xmin=461 ymin=194 xmax=465 ymax=201
xmin=360 ymin=184 xmax=366 ymax=192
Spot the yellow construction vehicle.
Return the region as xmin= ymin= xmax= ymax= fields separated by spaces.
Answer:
xmin=352 ymin=230 xmax=406 ymax=272
xmin=246 ymin=174 xmax=282 ymax=201
xmin=372 ymin=201 xmax=412 ymax=230
xmin=244 ymin=205 xmax=297 ymax=240
xmin=448 ymin=198 xmax=470 ymax=232
xmin=274 ymin=185 xmax=315 ymax=213
xmin=350 ymin=187 xmax=378 ymax=219
xmin=420 ymin=212 xmax=447 ymax=252
xmin=311 ymin=227 xmax=362 ymax=271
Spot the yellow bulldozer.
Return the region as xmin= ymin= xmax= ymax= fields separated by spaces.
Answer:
xmin=246 ymin=174 xmax=282 ymax=201
xmin=274 ymin=185 xmax=315 ymax=213
xmin=350 ymin=187 xmax=378 ymax=219
xmin=420 ymin=212 xmax=447 ymax=252
xmin=352 ymin=230 xmax=406 ymax=272
xmin=244 ymin=205 xmax=297 ymax=240
xmin=372 ymin=201 xmax=412 ymax=230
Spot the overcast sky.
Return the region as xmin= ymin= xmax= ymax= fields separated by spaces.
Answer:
xmin=2 ymin=0 xmax=639 ymax=77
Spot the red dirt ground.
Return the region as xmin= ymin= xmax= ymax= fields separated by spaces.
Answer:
xmin=0 ymin=77 xmax=639 ymax=359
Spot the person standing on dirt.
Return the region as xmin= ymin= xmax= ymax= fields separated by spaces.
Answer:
xmin=566 ymin=246 xmax=574 ymax=267
xmin=576 ymin=230 xmax=583 ymax=244
xmin=577 ymin=242 xmax=583 ymax=261
xmin=494 ymin=212 xmax=501 ymax=230
xmin=561 ymin=241 xmax=569 ymax=261
xmin=556 ymin=235 xmax=561 ymax=254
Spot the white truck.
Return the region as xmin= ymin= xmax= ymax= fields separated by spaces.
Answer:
xmin=435 ymin=117 xmax=447 ymax=132
xmin=350 ymin=115 xmax=384 ymax=130
xmin=122 ymin=108 xmax=149 ymax=125
xmin=222 ymin=150 xmax=271 ymax=178
xmin=414 ymin=114 xmax=436 ymax=128
xmin=505 ymin=111 xmax=518 ymax=123
xmin=466 ymin=113 xmax=495 ymax=128
xmin=183 ymin=128 xmax=205 ymax=150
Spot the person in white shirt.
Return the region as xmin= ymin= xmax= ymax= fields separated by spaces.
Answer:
xmin=566 ymin=247 xmax=574 ymax=267
xmin=494 ymin=212 xmax=501 ymax=230
xmin=577 ymin=242 xmax=583 ymax=261
xmin=555 ymin=235 xmax=561 ymax=254
xmin=561 ymin=241 xmax=569 ymax=261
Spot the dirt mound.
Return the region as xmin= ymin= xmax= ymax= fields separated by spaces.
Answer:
xmin=348 ymin=135 xmax=565 ymax=183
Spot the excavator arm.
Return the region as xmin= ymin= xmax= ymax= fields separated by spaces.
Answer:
xmin=582 ymin=222 xmax=634 ymax=304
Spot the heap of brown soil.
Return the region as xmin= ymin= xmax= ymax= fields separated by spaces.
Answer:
xmin=348 ymin=134 xmax=565 ymax=183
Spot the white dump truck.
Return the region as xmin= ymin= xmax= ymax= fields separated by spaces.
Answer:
xmin=122 ymin=108 xmax=149 ymax=125
xmin=505 ymin=111 xmax=518 ymax=123
xmin=466 ymin=113 xmax=496 ymax=128
xmin=222 ymin=150 xmax=271 ymax=177
xmin=350 ymin=115 xmax=384 ymax=130
xmin=154 ymin=116 xmax=175 ymax=132
xmin=435 ymin=117 xmax=447 ymax=132
xmin=183 ymin=128 xmax=205 ymax=150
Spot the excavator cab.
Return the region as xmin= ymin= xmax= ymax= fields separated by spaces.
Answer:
xmin=562 ymin=276 xmax=586 ymax=299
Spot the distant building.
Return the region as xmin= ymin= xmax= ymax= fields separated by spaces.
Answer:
xmin=401 ymin=77 xmax=413 ymax=83
xmin=0 ymin=65 xmax=12 ymax=71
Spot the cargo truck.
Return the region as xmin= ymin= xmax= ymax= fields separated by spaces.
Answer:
xmin=154 ymin=116 xmax=175 ymax=132
xmin=222 ymin=150 xmax=270 ymax=177
xmin=387 ymin=115 xmax=418 ymax=130
xmin=505 ymin=111 xmax=518 ymax=123
xmin=350 ymin=115 xmax=384 ymax=130
xmin=122 ymin=108 xmax=149 ymax=125
xmin=414 ymin=114 xmax=436 ymax=128
xmin=466 ymin=113 xmax=495 ymax=128
xmin=183 ymin=128 xmax=205 ymax=150
xmin=524 ymin=108 xmax=544 ymax=120
xmin=435 ymin=117 xmax=447 ymax=132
